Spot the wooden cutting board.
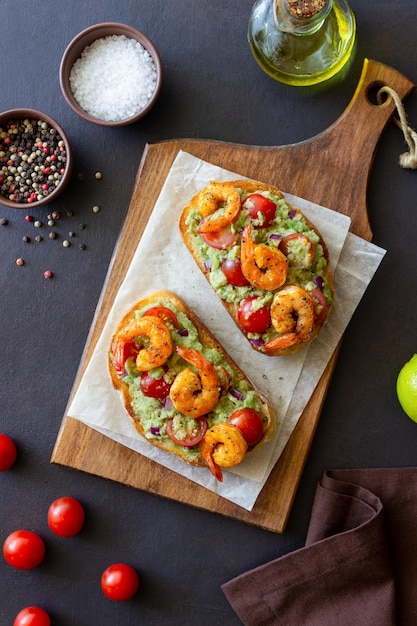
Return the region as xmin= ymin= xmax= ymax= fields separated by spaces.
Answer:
xmin=52 ymin=59 xmax=415 ymax=533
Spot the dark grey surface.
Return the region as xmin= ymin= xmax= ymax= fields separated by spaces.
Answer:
xmin=1 ymin=1 xmax=417 ymax=624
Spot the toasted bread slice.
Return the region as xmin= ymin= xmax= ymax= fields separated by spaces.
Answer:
xmin=108 ymin=290 xmax=276 ymax=480
xmin=179 ymin=180 xmax=334 ymax=356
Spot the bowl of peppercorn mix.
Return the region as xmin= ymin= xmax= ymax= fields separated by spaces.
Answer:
xmin=0 ymin=108 xmax=73 ymax=209
xmin=59 ymin=22 xmax=162 ymax=126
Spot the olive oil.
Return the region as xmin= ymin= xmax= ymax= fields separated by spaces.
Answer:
xmin=248 ymin=0 xmax=356 ymax=87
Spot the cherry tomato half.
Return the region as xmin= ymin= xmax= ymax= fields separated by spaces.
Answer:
xmin=14 ymin=606 xmax=51 ymax=626
xmin=279 ymin=233 xmax=315 ymax=267
xmin=140 ymin=369 xmax=172 ymax=399
xmin=310 ymin=287 xmax=328 ymax=326
xmin=221 ymin=259 xmax=249 ymax=286
xmin=143 ymin=306 xmax=178 ymax=329
xmin=47 ymin=497 xmax=85 ymax=537
xmin=0 ymin=433 xmax=17 ymax=471
xmin=237 ymin=297 xmax=271 ymax=334
xmin=101 ymin=563 xmax=140 ymax=601
xmin=112 ymin=338 xmax=137 ymax=377
xmin=200 ymin=226 xmax=238 ymax=249
xmin=229 ymin=408 xmax=265 ymax=446
xmin=243 ymin=194 xmax=277 ymax=227
xmin=166 ymin=417 xmax=208 ymax=447
xmin=3 ymin=530 xmax=45 ymax=570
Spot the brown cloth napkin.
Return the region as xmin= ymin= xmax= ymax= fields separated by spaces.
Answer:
xmin=222 ymin=468 xmax=417 ymax=626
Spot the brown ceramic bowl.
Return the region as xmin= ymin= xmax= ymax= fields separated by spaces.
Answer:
xmin=0 ymin=108 xmax=73 ymax=209
xmin=60 ymin=22 xmax=162 ymax=126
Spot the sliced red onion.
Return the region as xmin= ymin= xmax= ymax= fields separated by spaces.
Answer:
xmin=230 ymin=388 xmax=244 ymax=401
xmin=250 ymin=337 xmax=265 ymax=348
xmin=314 ymin=276 xmax=324 ymax=290
xmin=179 ymin=328 xmax=189 ymax=337
xmin=150 ymin=426 xmax=160 ymax=436
xmin=204 ymin=259 xmax=212 ymax=270
xmin=269 ymin=233 xmax=282 ymax=241
xmin=289 ymin=209 xmax=297 ymax=218
xmin=163 ymin=396 xmax=173 ymax=410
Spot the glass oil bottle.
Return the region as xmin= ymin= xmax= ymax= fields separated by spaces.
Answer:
xmin=248 ymin=0 xmax=356 ymax=87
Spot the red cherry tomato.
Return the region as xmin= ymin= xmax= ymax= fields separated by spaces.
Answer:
xmin=112 ymin=338 xmax=138 ymax=377
xmin=140 ymin=369 xmax=172 ymax=399
xmin=279 ymin=233 xmax=315 ymax=266
xmin=3 ymin=530 xmax=45 ymax=570
xmin=0 ymin=433 xmax=17 ymax=471
xmin=243 ymin=194 xmax=277 ymax=227
xmin=229 ymin=408 xmax=265 ymax=446
xmin=220 ymin=259 xmax=249 ymax=286
xmin=101 ymin=563 xmax=140 ymax=601
xmin=166 ymin=416 xmax=208 ymax=447
xmin=310 ymin=287 xmax=328 ymax=326
xmin=143 ymin=306 xmax=178 ymax=329
xmin=237 ymin=297 xmax=271 ymax=334
xmin=200 ymin=226 xmax=238 ymax=249
xmin=14 ymin=606 xmax=51 ymax=626
xmin=47 ymin=497 xmax=85 ymax=537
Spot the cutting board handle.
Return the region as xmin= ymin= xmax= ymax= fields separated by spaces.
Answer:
xmin=279 ymin=59 xmax=416 ymax=240
xmin=334 ymin=58 xmax=415 ymax=144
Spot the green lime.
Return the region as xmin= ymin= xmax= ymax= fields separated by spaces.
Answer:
xmin=397 ymin=354 xmax=417 ymax=422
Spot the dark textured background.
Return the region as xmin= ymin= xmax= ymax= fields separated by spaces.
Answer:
xmin=1 ymin=1 xmax=416 ymax=624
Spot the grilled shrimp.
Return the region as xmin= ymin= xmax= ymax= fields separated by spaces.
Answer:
xmin=196 ymin=182 xmax=241 ymax=233
xmin=200 ymin=422 xmax=248 ymax=482
xmin=112 ymin=315 xmax=173 ymax=372
xmin=240 ymin=224 xmax=288 ymax=290
xmin=264 ymin=285 xmax=315 ymax=352
xmin=169 ymin=346 xmax=220 ymax=418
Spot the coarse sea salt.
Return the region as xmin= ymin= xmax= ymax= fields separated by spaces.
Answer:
xmin=69 ymin=35 xmax=158 ymax=121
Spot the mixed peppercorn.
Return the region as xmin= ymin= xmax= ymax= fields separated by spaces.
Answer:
xmin=0 ymin=171 xmax=104 ymax=279
xmin=0 ymin=117 xmax=67 ymax=204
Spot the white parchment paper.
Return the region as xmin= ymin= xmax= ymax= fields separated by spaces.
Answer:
xmin=67 ymin=151 xmax=386 ymax=510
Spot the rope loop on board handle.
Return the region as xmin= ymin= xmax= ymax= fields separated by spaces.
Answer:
xmin=377 ymin=86 xmax=417 ymax=169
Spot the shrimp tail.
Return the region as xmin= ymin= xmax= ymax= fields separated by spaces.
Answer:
xmin=200 ymin=441 xmax=224 ymax=482
xmin=263 ymin=332 xmax=300 ymax=352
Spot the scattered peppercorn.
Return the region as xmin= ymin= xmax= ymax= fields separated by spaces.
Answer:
xmin=23 ymin=236 xmax=31 ymax=243
xmin=79 ymin=223 xmax=85 ymax=230
xmin=0 ymin=218 xmax=8 ymax=225
xmin=66 ymin=210 xmax=73 ymax=217
xmin=79 ymin=243 xmax=86 ymax=250
xmin=49 ymin=232 xmax=57 ymax=239
xmin=95 ymin=172 xmax=102 ymax=180
xmin=35 ymin=235 xmax=43 ymax=242
xmin=51 ymin=211 xmax=60 ymax=220
xmin=16 ymin=258 xmax=24 ymax=266
xmin=0 ymin=118 xmax=67 ymax=204
xmin=48 ymin=219 xmax=55 ymax=226
xmin=43 ymin=270 xmax=53 ymax=279
xmin=25 ymin=215 xmax=33 ymax=222
xmin=62 ymin=240 xmax=70 ymax=247
xmin=92 ymin=205 xmax=100 ymax=213
xmin=68 ymin=231 xmax=76 ymax=238
xmin=34 ymin=220 xmax=42 ymax=228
